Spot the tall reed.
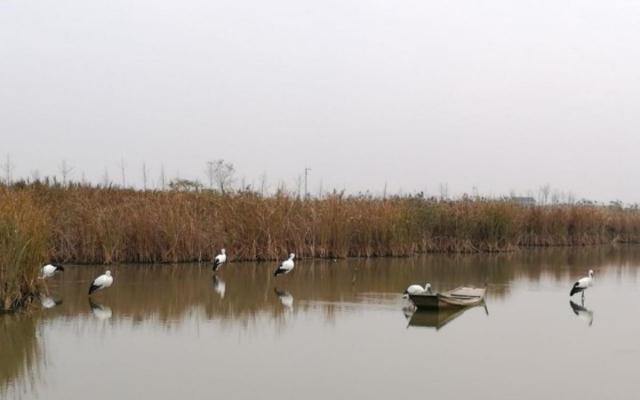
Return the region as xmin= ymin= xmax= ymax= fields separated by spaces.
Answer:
xmin=0 ymin=188 xmax=50 ymax=310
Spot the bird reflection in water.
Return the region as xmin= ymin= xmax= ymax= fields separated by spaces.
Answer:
xmin=569 ymin=300 xmax=593 ymax=326
xmin=212 ymin=275 xmax=226 ymax=299
xmin=40 ymin=295 xmax=62 ymax=309
xmin=89 ymin=300 xmax=113 ymax=320
xmin=274 ymin=288 xmax=294 ymax=310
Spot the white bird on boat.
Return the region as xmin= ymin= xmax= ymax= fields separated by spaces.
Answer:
xmin=41 ymin=263 xmax=64 ymax=279
xmin=273 ymin=253 xmax=295 ymax=276
xmin=570 ymin=269 xmax=594 ymax=298
xmin=213 ymin=275 xmax=226 ymax=299
xmin=212 ymin=248 xmax=227 ymax=272
xmin=88 ymin=270 xmax=114 ymax=295
xmin=403 ymin=282 xmax=432 ymax=298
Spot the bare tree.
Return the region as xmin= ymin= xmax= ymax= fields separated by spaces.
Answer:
xmin=119 ymin=158 xmax=126 ymax=188
xmin=205 ymin=161 xmax=215 ymax=189
xmin=439 ymin=182 xmax=449 ymax=200
xmin=295 ymin=175 xmax=302 ymax=198
xmin=1 ymin=154 xmax=14 ymax=184
xmin=211 ymin=159 xmax=235 ymax=194
xmin=30 ymin=169 xmax=41 ymax=182
xmin=159 ymin=164 xmax=166 ymax=190
xmin=539 ymin=184 xmax=551 ymax=205
xmin=259 ymin=172 xmax=268 ymax=196
xmin=142 ymin=162 xmax=150 ymax=190
xmin=102 ymin=167 xmax=110 ymax=187
xmin=59 ymin=159 xmax=74 ymax=186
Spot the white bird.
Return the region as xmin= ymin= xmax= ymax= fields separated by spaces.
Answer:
xmin=273 ymin=253 xmax=295 ymax=276
xmin=41 ymin=263 xmax=64 ymax=279
xmin=88 ymin=270 xmax=114 ymax=295
xmin=90 ymin=300 xmax=113 ymax=320
xmin=274 ymin=288 xmax=294 ymax=309
xmin=213 ymin=275 xmax=226 ymax=299
xmin=570 ymin=269 xmax=594 ymax=298
xmin=403 ymin=282 xmax=432 ymax=298
xmin=212 ymin=248 xmax=227 ymax=272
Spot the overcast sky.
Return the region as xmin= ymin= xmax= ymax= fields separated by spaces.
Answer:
xmin=1 ymin=0 xmax=639 ymax=201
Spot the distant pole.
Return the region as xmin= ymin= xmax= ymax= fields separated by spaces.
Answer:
xmin=304 ymin=167 xmax=311 ymax=199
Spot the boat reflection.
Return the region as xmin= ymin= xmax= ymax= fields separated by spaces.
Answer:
xmin=404 ymin=302 xmax=488 ymax=331
xmin=569 ymin=300 xmax=593 ymax=326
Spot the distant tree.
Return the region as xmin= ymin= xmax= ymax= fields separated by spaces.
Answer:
xmin=30 ymin=169 xmax=41 ymax=182
xmin=439 ymin=182 xmax=449 ymax=200
xmin=142 ymin=162 xmax=150 ymax=190
xmin=1 ymin=154 xmax=14 ymax=184
xmin=539 ymin=184 xmax=551 ymax=205
xmin=169 ymin=178 xmax=203 ymax=192
xmin=159 ymin=164 xmax=166 ymax=190
xmin=119 ymin=158 xmax=126 ymax=187
xmin=210 ymin=159 xmax=235 ymax=194
xmin=59 ymin=159 xmax=74 ymax=186
xmin=102 ymin=167 xmax=110 ymax=187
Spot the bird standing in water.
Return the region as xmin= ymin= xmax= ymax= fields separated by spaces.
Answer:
xmin=274 ymin=253 xmax=295 ymax=276
xmin=89 ymin=270 xmax=114 ymax=295
xmin=570 ymin=269 xmax=594 ymax=300
xmin=213 ymin=248 xmax=227 ymax=272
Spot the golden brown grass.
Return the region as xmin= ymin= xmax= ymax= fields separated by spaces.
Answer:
xmin=2 ymin=183 xmax=640 ymax=310
xmin=0 ymin=188 xmax=49 ymax=310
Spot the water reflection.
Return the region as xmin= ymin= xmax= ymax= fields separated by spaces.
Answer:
xmin=89 ymin=300 xmax=113 ymax=320
xmin=274 ymin=288 xmax=294 ymax=310
xmin=212 ymin=275 xmax=226 ymax=299
xmin=405 ymin=307 xmax=473 ymax=330
xmin=2 ymin=245 xmax=640 ymax=400
xmin=0 ymin=315 xmax=42 ymax=399
xmin=569 ymin=300 xmax=594 ymax=326
xmin=39 ymin=295 xmax=62 ymax=309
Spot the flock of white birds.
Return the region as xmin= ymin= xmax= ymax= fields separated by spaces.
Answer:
xmin=39 ymin=249 xmax=297 ymax=298
xmin=41 ymin=254 xmax=595 ymax=314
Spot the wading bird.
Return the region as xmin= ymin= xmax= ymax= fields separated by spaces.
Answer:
xmin=212 ymin=248 xmax=227 ymax=272
xmin=570 ymin=269 xmax=594 ymax=299
xmin=88 ymin=270 xmax=114 ymax=295
xmin=274 ymin=253 xmax=295 ymax=276
xmin=403 ymin=282 xmax=432 ymax=298
xmin=41 ymin=263 xmax=64 ymax=279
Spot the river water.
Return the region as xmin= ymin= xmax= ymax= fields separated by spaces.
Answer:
xmin=2 ymin=246 xmax=640 ymax=400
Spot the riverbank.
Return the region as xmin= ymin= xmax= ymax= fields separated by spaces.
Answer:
xmin=2 ymin=183 xmax=640 ymax=310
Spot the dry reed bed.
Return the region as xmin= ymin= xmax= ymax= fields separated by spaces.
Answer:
xmin=2 ymin=184 xmax=640 ymax=309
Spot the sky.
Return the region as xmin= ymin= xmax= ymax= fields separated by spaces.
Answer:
xmin=1 ymin=0 xmax=640 ymax=202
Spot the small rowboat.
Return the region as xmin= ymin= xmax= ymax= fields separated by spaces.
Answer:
xmin=408 ymin=286 xmax=486 ymax=309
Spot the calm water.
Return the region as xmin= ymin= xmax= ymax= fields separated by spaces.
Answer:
xmin=3 ymin=247 xmax=640 ymax=400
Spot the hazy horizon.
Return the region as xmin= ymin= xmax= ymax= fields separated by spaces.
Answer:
xmin=2 ymin=0 xmax=639 ymax=202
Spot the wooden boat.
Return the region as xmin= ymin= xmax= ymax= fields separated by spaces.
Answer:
xmin=408 ymin=286 xmax=486 ymax=309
